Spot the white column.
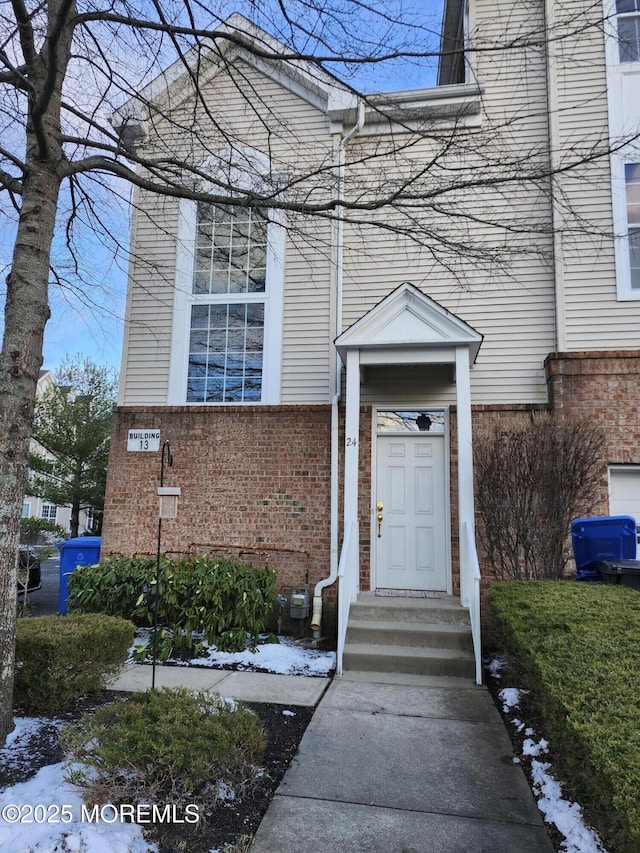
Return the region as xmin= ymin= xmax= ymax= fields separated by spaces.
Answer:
xmin=456 ymin=345 xmax=475 ymax=606
xmin=343 ymin=348 xmax=361 ymax=602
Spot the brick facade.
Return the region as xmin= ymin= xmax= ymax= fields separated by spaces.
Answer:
xmin=103 ymin=352 xmax=639 ymax=646
xmin=546 ymin=351 xmax=640 ymax=470
xmin=102 ymin=405 xmax=333 ymax=606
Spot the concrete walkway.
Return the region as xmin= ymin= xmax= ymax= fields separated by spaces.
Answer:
xmin=249 ymin=671 xmax=554 ymax=853
xmin=108 ymin=663 xmax=330 ymax=707
xmin=109 ymin=665 xmax=553 ymax=851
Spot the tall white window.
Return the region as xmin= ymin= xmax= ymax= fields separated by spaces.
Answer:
xmin=170 ymin=197 xmax=284 ymax=406
xmin=617 ymin=0 xmax=640 ymax=62
xmin=187 ymin=204 xmax=267 ymax=403
xmin=626 ymin=164 xmax=640 ymax=290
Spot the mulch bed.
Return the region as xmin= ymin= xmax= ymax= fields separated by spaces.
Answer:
xmin=1 ymin=691 xmax=315 ymax=853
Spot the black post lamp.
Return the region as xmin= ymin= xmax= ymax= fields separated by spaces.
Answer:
xmin=152 ymin=440 xmax=180 ymax=690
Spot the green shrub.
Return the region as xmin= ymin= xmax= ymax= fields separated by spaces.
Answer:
xmin=14 ymin=614 xmax=135 ymax=713
xmin=68 ymin=555 xmax=276 ymax=655
xmin=489 ymin=581 xmax=640 ymax=853
xmin=61 ymin=688 xmax=266 ymax=820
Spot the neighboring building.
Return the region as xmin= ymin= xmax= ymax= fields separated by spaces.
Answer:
xmin=102 ymin=3 xmax=640 ymax=675
xmin=23 ymin=370 xmax=90 ymax=538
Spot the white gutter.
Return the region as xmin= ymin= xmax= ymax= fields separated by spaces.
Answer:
xmin=310 ymin=100 xmax=365 ymax=635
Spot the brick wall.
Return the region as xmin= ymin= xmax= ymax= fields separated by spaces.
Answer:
xmin=546 ymin=351 xmax=640 ymax=470
xmin=102 ymin=405 xmax=333 ymax=601
xmin=103 ymin=353 xmax=639 ymax=647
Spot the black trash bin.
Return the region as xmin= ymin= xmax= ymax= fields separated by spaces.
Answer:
xmin=56 ymin=536 xmax=101 ymax=613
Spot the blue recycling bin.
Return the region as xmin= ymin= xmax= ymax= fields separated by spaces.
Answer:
xmin=56 ymin=536 xmax=101 ymax=613
xmin=571 ymin=516 xmax=637 ymax=581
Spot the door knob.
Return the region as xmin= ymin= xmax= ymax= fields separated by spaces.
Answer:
xmin=376 ymin=501 xmax=383 ymax=511
xmin=377 ymin=513 xmax=384 ymax=538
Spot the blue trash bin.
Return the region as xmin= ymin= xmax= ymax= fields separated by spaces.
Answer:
xmin=56 ymin=536 xmax=101 ymax=613
xmin=571 ymin=516 xmax=637 ymax=581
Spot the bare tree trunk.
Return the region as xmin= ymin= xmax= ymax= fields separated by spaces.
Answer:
xmin=0 ymin=163 xmax=60 ymax=741
xmin=70 ymin=498 xmax=80 ymax=539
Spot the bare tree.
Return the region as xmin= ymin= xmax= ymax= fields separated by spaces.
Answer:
xmin=474 ymin=414 xmax=605 ymax=582
xmin=0 ymin=0 xmax=633 ymax=740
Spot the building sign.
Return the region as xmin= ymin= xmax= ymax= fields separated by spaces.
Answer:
xmin=127 ymin=429 xmax=161 ymax=452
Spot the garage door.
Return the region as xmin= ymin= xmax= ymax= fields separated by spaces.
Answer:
xmin=609 ymin=467 xmax=640 ymax=557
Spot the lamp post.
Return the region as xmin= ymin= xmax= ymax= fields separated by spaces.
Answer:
xmin=152 ymin=440 xmax=180 ymax=690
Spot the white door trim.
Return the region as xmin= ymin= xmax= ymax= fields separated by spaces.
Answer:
xmin=370 ymin=405 xmax=452 ymax=595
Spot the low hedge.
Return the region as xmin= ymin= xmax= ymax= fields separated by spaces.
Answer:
xmin=67 ymin=555 xmax=277 ymax=654
xmin=62 ymin=687 xmax=266 ymax=818
xmin=488 ymin=581 xmax=640 ymax=853
xmin=15 ymin=614 xmax=135 ymax=713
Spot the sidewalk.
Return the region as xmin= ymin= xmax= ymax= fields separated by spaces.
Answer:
xmin=249 ymin=672 xmax=554 ymax=853
xmin=108 ymin=663 xmax=330 ymax=707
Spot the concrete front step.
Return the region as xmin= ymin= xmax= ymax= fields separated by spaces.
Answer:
xmin=343 ymin=592 xmax=475 ymax=679
xmin=350 ymin=593 xmax=470 ymax=626
xmin=342 ymin=643 xmax=476 ymax=678
xmin=345 ymin=618 xmax=473 ymax=652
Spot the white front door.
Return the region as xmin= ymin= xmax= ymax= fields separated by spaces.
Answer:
xmin=375 ymin=434 xmax=447 ymax=590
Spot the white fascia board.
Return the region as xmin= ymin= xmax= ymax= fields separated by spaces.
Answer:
xmin=336 ymin=282 xmax=483 ymax=362
xmin=111 ymin=13 xmax=349 ymax=128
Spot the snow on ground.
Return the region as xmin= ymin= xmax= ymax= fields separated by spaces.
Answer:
xmin=0 ymin=738 xmax=156 ymax=853
xmin=130 ymin=631 xmax=336 ymax=676
xmin=0 ymin=639 xmax=332 ymax=852
xmin=488 ymin=656 xmax=609 ymax=853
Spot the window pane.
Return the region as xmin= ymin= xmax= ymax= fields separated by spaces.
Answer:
xmin=193 ymin=204 xmax=268 ymax=295
xmin=376 ymin=410 xmax=446 ymax=433
xmin=618 ymin=16 xmax=640 ymax=62
xmin=630 ymin=230 xmax=640 ymax=289
xmin=187 ymin=303 xmax=265 ymax=402
xmin=617 ymin=0 xmax=640 ymax=14
xmin=189 ymin=326 xmax=208 ymax=350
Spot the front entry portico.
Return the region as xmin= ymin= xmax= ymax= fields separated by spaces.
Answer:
xmin=334 ymin=282 xmax=483 ymax=678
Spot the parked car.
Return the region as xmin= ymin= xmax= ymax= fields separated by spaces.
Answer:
xmin=17 ymin=547 xmax=42 ymax=594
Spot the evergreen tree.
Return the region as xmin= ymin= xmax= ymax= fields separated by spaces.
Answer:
xmin=29 ymin=357 xmax=117 ymax=538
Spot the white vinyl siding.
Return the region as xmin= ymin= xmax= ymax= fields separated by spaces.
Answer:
xmin=547 ymin=0 xmax=640 ymax=339
xmin=120 ymin=59 xmax=334 ymax=406
xmin=343 ymin=0 xmax=555 ymax=405
xmin=119 ymin=192 xmax=178 ymax=405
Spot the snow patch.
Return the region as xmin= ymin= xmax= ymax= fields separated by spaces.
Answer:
xmin=531 ymin=760 xmax=608 ymax=853
xmin=498 ymin=687 xmax=527 ymax=712
xmin=0 ymin=762 xmax=156 ymax=853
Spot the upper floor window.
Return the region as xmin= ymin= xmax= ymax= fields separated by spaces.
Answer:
xmin=187 ymin=204 xmax=268 ymax=403
xmin=41 ymin=503 xmax=57 ymax=522
xmin=617 ymin=0 xmax=640 ymax=62
xmin=626 ymin=163 xmax=640 ymax=290
xmin=169 ymin=195 xmax=284 ymax=406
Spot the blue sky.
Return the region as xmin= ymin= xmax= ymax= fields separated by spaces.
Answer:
xmin=1 ymin=1 xmax=444 ymax=376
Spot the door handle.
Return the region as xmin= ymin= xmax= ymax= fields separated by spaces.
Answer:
xmin=377 ymin=512 xmax=384 ymax=537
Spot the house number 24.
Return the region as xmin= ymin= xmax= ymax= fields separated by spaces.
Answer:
xmin=346 ymin=436 xmax=357 ymax=447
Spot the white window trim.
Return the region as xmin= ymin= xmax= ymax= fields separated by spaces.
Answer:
xmin=611 ymin=156 xmax=640 ymax=300
xmin=168 ymin=199 xmax=284 ymax=405
xmin=604 ymin=0 xmax=640 ymax=298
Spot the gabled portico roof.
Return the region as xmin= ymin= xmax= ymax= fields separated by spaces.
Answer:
xmin=335 ymin=282 xmax=483 ymax=366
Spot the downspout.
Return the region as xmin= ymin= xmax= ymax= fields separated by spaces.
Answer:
xmin=543 ymin=0 xmax=567 ymax=352
xmin=310 ymin=100 xmax=365 ymax=636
